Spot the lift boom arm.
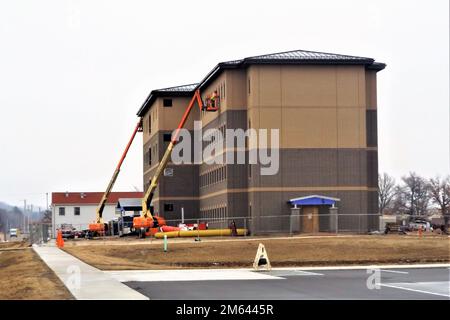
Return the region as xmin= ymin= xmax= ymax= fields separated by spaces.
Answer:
xmin=141 ymin=89 xmax=204 ymax=220
xmin=94 ymin=119 xmax=142 ymax=224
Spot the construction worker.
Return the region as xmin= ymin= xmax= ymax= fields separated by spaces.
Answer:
xmin=230 ymin=220 xmax=237 ymax=236
xmin=208 ymin=91 xmax=219 ymax=110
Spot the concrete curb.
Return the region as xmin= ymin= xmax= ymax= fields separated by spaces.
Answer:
xmin=33 ymin=245 xmax=149 ymax=300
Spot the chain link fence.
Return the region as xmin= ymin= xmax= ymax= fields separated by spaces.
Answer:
xmin=35 ymin=213 xmax=381 ymax=243
xmin=28 ymin=223 xmax=52 ymax=244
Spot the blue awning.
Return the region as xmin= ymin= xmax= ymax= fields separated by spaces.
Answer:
xmin=289 ymin=195 xmax=340 ymax=206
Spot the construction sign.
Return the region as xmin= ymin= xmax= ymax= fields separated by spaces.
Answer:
xmin=56 ymin=230 xmax=64 ymax=248
xmin=253 ymin=243 xmax=271 ymax=271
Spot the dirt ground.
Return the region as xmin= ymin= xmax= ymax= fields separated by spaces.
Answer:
xmin=0 ymin=240 xmax=30 ymax=250
xmin=62 ymin=235 xmax=450 ymax=270
xmin=0 ymin=245 xmax=73 ymax=300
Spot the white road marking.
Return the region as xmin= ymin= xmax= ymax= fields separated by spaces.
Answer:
xmin=272 ymin=263 xmax=450 ymax=272
xmin=107 ymin=269 xmax=284 ymax=282
xmin=380 ymin=269 xmax=409 ymax=274
xmin=379 ymin=281 xmax=450 ymax=298
xmin=293 ymin=270 xmax=323 ymax=276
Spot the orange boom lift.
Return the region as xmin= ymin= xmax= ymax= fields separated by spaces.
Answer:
xmin=133 ymin=89 xmax=219 ymax=238
xmin=88 ymin=119 xmax=143 ymax=236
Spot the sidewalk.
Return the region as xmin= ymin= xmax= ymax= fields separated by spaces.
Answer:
xmin=33 ymin=244 xmax=148 ymax=300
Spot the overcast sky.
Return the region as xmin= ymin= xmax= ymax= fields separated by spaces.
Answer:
xmin=0 ymin=0 xmax=448 ymax=209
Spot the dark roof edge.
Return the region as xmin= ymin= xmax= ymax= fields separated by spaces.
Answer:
xmin=366 ymin=62 xmax=387 ymax=71
xmin=137 ymin=83 xmax=198 ymax=116
xmin=137 ymin=52 xmax=386 ymax=116
xmin=197 ymin=59 xmax=385 ymax=90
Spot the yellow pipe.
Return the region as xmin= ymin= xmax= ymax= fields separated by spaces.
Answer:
xmin=154 ymin=229 xmax=248 ymax=239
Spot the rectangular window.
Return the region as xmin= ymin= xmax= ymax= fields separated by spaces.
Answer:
xmin=148 ymin=115 xmax=151 ymax=133
xmin=164 ymin=203 xmax=174 ymax=212
xmin=163 ymin=133 xmax=172 ymax=142
xmin=163 ymin=99 xmax=172 ymax=107
xmin=248 ymin=78 xmax=251 ymax=94
xmin=74 ymin=207 xmax=80 ymax=216
xmin=59 ymin=207 xmax=65 ymax=216
xmin=148 ymin=147 xmax=152 ymax=165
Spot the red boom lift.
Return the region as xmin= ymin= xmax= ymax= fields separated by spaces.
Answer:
xmin=133 ymin=89 xmax=219 ymax=238
xmin=88 ymin=119 xmax=143 ymax=236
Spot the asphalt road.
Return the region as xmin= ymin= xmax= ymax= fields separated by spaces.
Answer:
xmin=122 ymin=267 xmax=450 ymax=300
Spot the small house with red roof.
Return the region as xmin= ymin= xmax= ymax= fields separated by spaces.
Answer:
xmin=51 ymin=191 xmax=143 ymax=234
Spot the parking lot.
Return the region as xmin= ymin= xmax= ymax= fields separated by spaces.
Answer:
xmin=116 ymin=266 xmax=450 ymax=300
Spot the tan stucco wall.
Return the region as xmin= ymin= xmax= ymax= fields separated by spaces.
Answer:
xmin=247 ymin=65 xmax=368 ymax=149
xmin=365 ymin=70 xmax=378 ymax=110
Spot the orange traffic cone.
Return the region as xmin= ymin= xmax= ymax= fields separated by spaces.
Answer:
xmin=56 ymin=230 xmax=64 ymax=248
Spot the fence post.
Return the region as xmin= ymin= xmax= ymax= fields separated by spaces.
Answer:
xmin=196 ymin=219 xmax=200 ymax=241
xmin=244 ymin=218 xmax=247 ymax=237
xmin=336 ymin=213 xmax=338 ymax=234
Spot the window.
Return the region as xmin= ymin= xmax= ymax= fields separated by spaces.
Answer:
xmin=248 ymin=78 xmax=251 ymax=94
xmin=148 ymin=115 xmax=151 ymax=133
xmin=164 ymin=203 xmax=174 ymax=212
xmin=163 ymin=133 xmax=172 ymax=142
xmin=163 ymin=99 xmax=172 ymax=107
xmin=74 ymin=207 xmax=80 ymax=216
xmin=59 ymin=207 xmax=65 ymax=216
xmin=148 ymin=147 xmax=152 ymax=165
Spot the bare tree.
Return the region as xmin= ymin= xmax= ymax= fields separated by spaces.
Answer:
xmin=378 ymin=173 xmax=397 ymax=214
xmin=428 ymin=175 xmax=450 ymax=225
xmin=41 ymin=209 xmax=52 ymax=223
xmin=401 ymin=172 xmax=430 ymax=216
xmin=390 ymin=185 xmax=408 ymax=215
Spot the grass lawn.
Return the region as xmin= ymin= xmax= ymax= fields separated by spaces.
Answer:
xmin=62 ymin=235 xmax=450 ymax=270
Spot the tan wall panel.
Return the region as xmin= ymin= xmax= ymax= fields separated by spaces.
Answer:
xmin=247 ymin=66 xmax=260 ymax=108
xmin=259 ymin=107 xmax=282 ymax=130
xmin=365 ymin=70 xmax=377 ymax=110
xmin=282 ymin=107 xmax=338 ymax=148
xmin=142 ymin=100 xmax=160 ymax=144
xmin=159 ymin=96 xmax=198 ymax=132
xmin=258 ymin=108 xmax=282 ymax=147
xmin=357 ymin=67 xmax=366 ymax=107
xmin=337 ymin=107 xmax=363 ymax=148
xmin=227 ymin=69 xmax=247 ymax=108
xmin=359 ymin=108 xmax=367 ymax=147
xmin=281 ymin=66 xmax=337 ymax=107
xmin=336 ymin=66 xmax=362 ymax=107
xmin=259 ymin=66 xmax=281 ymax=107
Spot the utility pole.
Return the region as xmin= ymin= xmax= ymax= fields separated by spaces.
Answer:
xmin=23 ymin=199 xmax=26 ymax=232
xmin=30 ymin=204 xmax=33 ymax=232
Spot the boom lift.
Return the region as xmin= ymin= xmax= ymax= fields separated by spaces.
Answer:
xmin=88 ymin=119 xmax=143 ymax=236
xmin=133 ymin=89 xmax=219 ymax=238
